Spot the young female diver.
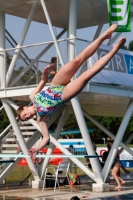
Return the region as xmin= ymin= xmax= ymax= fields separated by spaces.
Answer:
xmin=17 ymin=24 xmax=126 ymax=159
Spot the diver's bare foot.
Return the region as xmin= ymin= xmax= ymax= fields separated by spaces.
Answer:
xmin=113 ymin=37 xmax=126 ymax=52
xmin=101 ymin=24 xmax=118 ymax=40
xmin=115 ymin=185 xmax=122 ymax=189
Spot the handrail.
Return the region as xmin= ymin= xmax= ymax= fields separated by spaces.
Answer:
xmin=0 ymin=117 xmax=19 ymax=139
xmin=2 ymin=37 xmax=76 ymax=52
xmin=1 ymin=37 xmax=89 ymax=53
xmin=0 ymin=124 xmax=12 ymax=139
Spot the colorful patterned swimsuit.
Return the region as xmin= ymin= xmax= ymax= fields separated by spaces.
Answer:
xmin=33 ymin=85 xmax=65 ymax=116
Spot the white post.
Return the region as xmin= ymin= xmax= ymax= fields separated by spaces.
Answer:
xmin=119 ymin=133 xmax=133 ymax=154
xmin=36 ymin=61 xmax=39 ymax=84
xmin=71 ymin=97 xmax=103 ymax=183
xmin=102 ymin=101 xmax=133 ymax=182
xmin=40 ymin=0 xmax=64 ymax=66
xmin=9 ymin=29 xmax=66 ymax=87
xmin=3 ymin=51 xmax=6 ymax=88
xmin=40 ymin=0 xmax=96 ymax=179
xmin=82 ymin=109 xmax=133 ymax=156
xmin=6 ymin=2 xmax=38 ymax=86
xmin=2 ymin=99 xmax=40 ymax=182
xmin=68 ymin=0 xmax=103 ymax=183
xmin=67 ymin=0 xmax=77 ymax=62
xmin=0 ymin=11 xmax=5 ymax=88
xmin=93 ymin=23 xmax=103 ymax=41
xmin=8 ymin=99 xmax=95 ymax=180
xmin=102 ymin=138 xmax=105 ymax=146
xmin=40 ymin=106 xmax=70 ymax=178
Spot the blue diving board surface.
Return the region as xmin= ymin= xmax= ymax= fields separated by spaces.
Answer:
xmin=58 ymin=139 xmax=86 ymax=152
xmin=50 ymin=129 xmax=94 ymax=136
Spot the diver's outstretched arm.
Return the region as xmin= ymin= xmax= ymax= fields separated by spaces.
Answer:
xmin=30 ymin=65 xmax=51 ymax=101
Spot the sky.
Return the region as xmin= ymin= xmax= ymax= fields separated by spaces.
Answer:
xmin=6 ymin=14 xmax=133 ymax=48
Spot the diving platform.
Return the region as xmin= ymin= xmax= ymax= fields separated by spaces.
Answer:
xmin=0 ymin=81 xmax=133 ymax=117
xmin=0 ymin=0 xmax=133 ymax=191
xmin=0 ymin=0 xmax=110 ymax=29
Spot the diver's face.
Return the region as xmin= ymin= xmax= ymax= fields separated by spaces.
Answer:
xmin=20 ymin=106 xmax=35 ymax=121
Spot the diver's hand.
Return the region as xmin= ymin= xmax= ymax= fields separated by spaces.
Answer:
xmin=28 ymin=149 xmax=38 ymax=160
xmin=41 ymin=65 xmax=51 ymax=82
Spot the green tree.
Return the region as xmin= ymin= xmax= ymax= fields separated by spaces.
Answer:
xmin=0 ymin=101 xmax=10 ymax=133
xmin=121 ymin=40 xmax=133 ymax=52
xmin=128 ymin=40 xmax=133 ymax=52
xmin=15 ymin=66 xmax=37 ymax=85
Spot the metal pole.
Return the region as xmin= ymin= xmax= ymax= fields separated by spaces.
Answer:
xmin=67 ymin=0 xmax=103 ymax=183
xmin=3 ymin=51 xmax=6 ymax=88
xmin=40 ymin=0 xmax=64 ymax=66
xmin=93 ymin=23 xmax=103 ymax=41
xmin=71 ymin=97 xmax=103 ymax=182
xmin=0 ymin=11 xmax=5 ymax=88
xmin=27 ymin=120 xmax=95 ymax=179
xmin=6 ymin=2 xmax=38 ymax=86
xmin=102 ymin=101 xmax=133 ymax=182
xmin=40 ymin=105 xmax=70 ymax=178
xmin=9 ymin=29 xmax=66 ymax=87
xmin=2 ymin=99 xmax=40 ymax=181
xmin=36 ymin=61 xmax=39 ymax=84
xmin=67 ymin=0 xmax=77 ymax=62
xmin=82 ymin=109 xmax=133 ymax=156
xmin=39 ymin=0 xmax=97 ymax=179
xmin=119 ymin=133 xmax=133 ymax=154
xmin=7 ymin=99 xmax=95 ymax=180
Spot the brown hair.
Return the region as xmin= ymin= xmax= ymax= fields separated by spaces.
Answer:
xmin=51 ymin=57 xmax=57 ymax=63
xmin=17 ymin=105 xmax=26 ymax=121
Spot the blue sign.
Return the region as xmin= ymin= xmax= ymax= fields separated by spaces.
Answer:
xmin=120 ymin=160 xmax=133 ymax=168
xmin=124 ymin=54 xmax=133 ymax=74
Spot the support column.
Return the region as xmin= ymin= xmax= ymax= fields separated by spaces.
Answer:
xmin=40 ymin=105 xmax=70 ymax=178
xmin=6 ymin=2 xmax=38 ymax=86
xmin=71 ymin=98 xmax=104 ymax=184
xmin=8 ymin=99 xmax=95 ymax=180
xmin=119 ymin=133 xmax=133 ymax=154
xmin=2 ymin=99 xmax=41 ymax=188
xmin=67 ymin=0 xmax=77 ymax=62
xmin=93 ymin=23 xmax=103 ymax=41
xmin=68 ymin=0 xmax=103 ymax=184
xmin=0 ymin=11 xmax=5 ymax=88
xmin=40 ymin=0 xmax=64 ymax=66
xmin=82 ymin=109 xmax=133 ymax=156
xmin=9 ymin=29 xmax=66 ymax=87
xmin=102 ymin=101 xmax=133 ymax=182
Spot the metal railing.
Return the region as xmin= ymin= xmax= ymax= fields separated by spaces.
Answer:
xmin=2 ymin=37 xmax=88 ymax=88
